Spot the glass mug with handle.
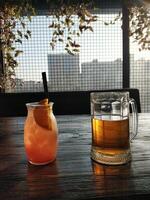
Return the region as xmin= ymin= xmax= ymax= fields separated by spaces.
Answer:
xmin=90 ymin=92 xmax=138 ymax=165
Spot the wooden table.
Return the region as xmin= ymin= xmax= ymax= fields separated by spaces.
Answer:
xmin=0 ymin=113 xmax=150 ymax=200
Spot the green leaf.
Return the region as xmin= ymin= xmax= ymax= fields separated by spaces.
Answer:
xmin=17 ymin=30 xmax=22 ymax=38
xmin=65 ymin=48 xmax=75 ymax=55
xmin=15 ymin=50 xmax=23 ymax=57
xmin=24 ymin=34 xmax=29 ymax=40
xmin=50 ymin=42 xmax=55 ymax=50
xmin=15 ymin=39 xmax=22 ymax=44
xmin=104 ymin=22 xmax=109 ymax=25
xmin=21 ymin=22 xmax=25 ymax=29
xmin=73 ymin=48 xmax=80 ymax=52
xmin=87 ymin=26 xmax=93 ymax=32
xmin=27 ymin=30 xmax=31 ymax=37
xmin=58 ymin=38 xmax=63 ymax=42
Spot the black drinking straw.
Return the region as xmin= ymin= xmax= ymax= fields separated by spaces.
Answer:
xmin=42 ymin=72 xmax=49 ymax=100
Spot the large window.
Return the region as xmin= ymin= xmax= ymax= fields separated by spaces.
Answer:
xmin=8 ymin=4 xmax=123 ymax=93
xmin=3 ymin=0 xmax=150 ymax=112
xmin=4 ymin=1 xmax=150 ymax=112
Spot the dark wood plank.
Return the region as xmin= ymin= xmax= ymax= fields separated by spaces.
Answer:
xmin=0 ymin=114 xmax=150 ymax=200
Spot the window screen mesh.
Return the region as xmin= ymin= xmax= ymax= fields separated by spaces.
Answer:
xmin=130 ymin=43 xmax=150 ymax=112
xmin=7 ymin=3 xmax=122 ymax=93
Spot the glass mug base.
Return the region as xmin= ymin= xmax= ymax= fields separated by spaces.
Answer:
xmin=91 ymin=148 xmax=131 ymax=165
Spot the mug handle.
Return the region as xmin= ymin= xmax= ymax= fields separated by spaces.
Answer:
xmin=129 ymin=98 xmax=138 ymax=141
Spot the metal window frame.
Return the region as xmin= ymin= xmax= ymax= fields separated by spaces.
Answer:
xmin=122 ymin=0 xmax=130 ymax=88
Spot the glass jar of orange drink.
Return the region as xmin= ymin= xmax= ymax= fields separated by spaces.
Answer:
xmin=24 ymin=99 xmax=58 ymax=165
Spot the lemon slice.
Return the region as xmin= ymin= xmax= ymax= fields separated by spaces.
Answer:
xmin=33 ymin=98 xmax=52 ymax=130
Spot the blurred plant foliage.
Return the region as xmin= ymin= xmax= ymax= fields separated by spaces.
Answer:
xmin=0 ymin=1 xmax=35 ymax=89
xmin=104 ymin=0 xmax=150 ymax=51
xmin=128 ymin=0 xmax=150 ymax=51
xmin=0 ymin=0 xmax=150 ymax=90
xmin=48 ymin=0 xmax=97 ymax=55
xmin=0 ymin=0 xmax=97 ymax=90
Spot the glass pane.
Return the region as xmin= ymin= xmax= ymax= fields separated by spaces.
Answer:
xmin=8 ymin=6 xmax=122 ymax=93
xmin=130 ymin=43 xmax=150 ymax=112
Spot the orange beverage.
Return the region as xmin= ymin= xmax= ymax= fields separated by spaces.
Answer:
xmin=91 ymin=116 xmax=131 ymax=165
xmin=24 ymin=99 xmax=58 ymax=165
xmin=92 ymin=117 xmax=129 ymax=154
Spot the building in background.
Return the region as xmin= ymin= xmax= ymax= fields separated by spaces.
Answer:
xmin=48 ymin=54 xmax=80 ymax=91
xmin=80 ymin=58 xmax=122 ymax=91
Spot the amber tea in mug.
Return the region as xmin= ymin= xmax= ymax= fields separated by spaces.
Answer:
xmin=91 ymin=92 xmax=138 ymax=165
xmin=92 ymin=117 xmax=129 ymax=155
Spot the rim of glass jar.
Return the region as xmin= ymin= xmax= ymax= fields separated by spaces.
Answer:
xmin=90 ymin=91 xmax=130 ymax=102
xmin=26 ymin=102 xmax=54 ymax=108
